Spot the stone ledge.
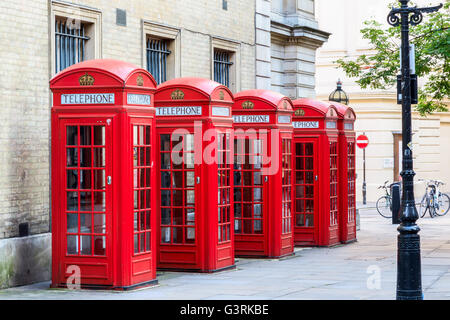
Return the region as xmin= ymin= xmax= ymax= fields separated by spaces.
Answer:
xmin=0 ymin=233 xmax=51 ymax=289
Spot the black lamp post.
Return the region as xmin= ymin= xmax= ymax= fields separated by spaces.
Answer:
xmin=387 ymin=0 xmax=442 ymax=300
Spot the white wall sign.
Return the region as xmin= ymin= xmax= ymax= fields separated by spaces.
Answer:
xmin=233 ymin=115 xmax=270 ymax=123
xmin=127 ymin=93 xmax=151 ymax=105
xmin=383 ymin=158 xmax=394 ymax=169
xmin=293 ymin=121 xmax=319 ymax=129
xmin=212 ymin=106 xmax=230 ymax=117
xmin=156 ymin=106 xmax=202 ymax=116
xmin=61 ymin=93 xmax=115 ymax=105
xmin=278 ymin=115 xmax=291 ymax=124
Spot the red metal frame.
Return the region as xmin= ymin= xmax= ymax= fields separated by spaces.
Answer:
xmin=232 ymin=90 xmax=294 ymax=258
xmin=154 ymin=77 xmax=235 ymax=272
xmin=50 ymin=59 xmax=158 ymax=290
xmin=331 ymin=102 xmax=357 ymax=244
xmin=291 ymin=98 xmax=341 ymax=247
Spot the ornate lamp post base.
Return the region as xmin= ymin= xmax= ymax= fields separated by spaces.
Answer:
xmin=397 ymin=224 xmax=422 ymax=300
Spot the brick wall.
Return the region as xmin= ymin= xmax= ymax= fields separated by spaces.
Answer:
xmin=0 ymin=0 xmax=50 ymax=238
xmin=0 ymin=0 xmax=256 ymax=240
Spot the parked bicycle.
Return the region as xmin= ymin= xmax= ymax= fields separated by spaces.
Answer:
xmin=376 ymin=180 xmax=393 ymax=218
xmin=418 ymin=179 xmax=450 ymax=218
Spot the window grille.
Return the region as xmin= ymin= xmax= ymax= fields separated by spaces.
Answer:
xmin=146 ymin=38 xmax=171 ymax=85
xmin=214 ymin=50 xmax=233 ymax=87
xmin=55 ymin=19 xmax=90 ymax=73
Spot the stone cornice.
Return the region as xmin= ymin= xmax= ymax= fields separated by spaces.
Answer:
xmin=271 ymin=21 xmax=330 ymax=49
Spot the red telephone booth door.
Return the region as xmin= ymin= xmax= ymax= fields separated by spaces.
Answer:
xmin=293 ymin=138 xmax=319 ymax=246
xmin=233 ymin=136 xmax=268 ymax=256
xmin=328 ymin=140 xmax=340 ymax=244
xmin=157 ymin=130 xmax=201 ymax=269
xmin=59 ymin=118 xmax=113 ymax=285
xmin=130 ymin=120 xmax=156 ymax=285
xmin=346 ymin=140 xmax=357 ymax=241
xmin=280 ymin=135 xmax=294 ymax=255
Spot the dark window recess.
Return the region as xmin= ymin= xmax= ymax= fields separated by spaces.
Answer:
xmin=55 ymin=18 xmax=90 ymax=73
xmin=214 ymin=50 xmax=233 ymax=88
xmin=146 ymin=38 xmax=171 ymax=85
xmin=116 ymin=8 xmax=126 ymax=26
xmin=223 ymin=0 xmax=228 ymax=10
xmin=19 ymin=222 xmax=29 ymax=237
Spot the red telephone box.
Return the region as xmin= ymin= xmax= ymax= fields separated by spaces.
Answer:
xmin=154 ymin=78 xmax=235 ymax=272
xmin=232 ymin=90 xmax=294 ymax=258
xmin=331 ymin=102 xmax=357 ymax=244
xmin=291 ymin=98 xmax=340 ymax=247
xmin=50 ymin=59 xmax=158 ymax=289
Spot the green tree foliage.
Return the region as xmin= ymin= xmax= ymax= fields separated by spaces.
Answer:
xmin=336 ymin=2 xmax=449 ymax=115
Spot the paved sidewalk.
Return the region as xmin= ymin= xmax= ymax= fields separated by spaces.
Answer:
xmin=1 ymin=207 xmax=449 ymax=300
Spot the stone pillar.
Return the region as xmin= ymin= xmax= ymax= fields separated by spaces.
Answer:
xmin=255 ymin=0 xmax=272 ymax=90
xmin=270 ymin=25 xmax=330 ymax=99
xmin=261 ymin=0 xmax=330 ymax=98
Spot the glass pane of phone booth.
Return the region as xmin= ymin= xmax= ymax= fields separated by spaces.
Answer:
xmin=294 ymin=142 xmax=315 ymax=228
xmin=281 ymin=138 xmax=292 ymax=234
xmin=133 ymin=125 xmax=152 ymax=254
xmin=330 ymin=142 xmax=339 ymax=226
xmin=234 ymin=138 xmax=264 ymax=235
xmin=65 ymin=124 xmax=107 ymax=256
xmin=218 ymin=133 xmax=232 ymax=243
xmin=159 ymin=133 xmax=196 ymax=245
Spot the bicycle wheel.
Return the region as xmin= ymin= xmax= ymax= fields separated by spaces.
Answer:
xmin=419 ymin=195 xmax=428 ymax=218
xmin=376 ymin=196 xmax=392 ymax=218
xmin=435 ymin=193 xmax=450 ymax=216
xmin=429 ymin=196 xmax=437 ymax=218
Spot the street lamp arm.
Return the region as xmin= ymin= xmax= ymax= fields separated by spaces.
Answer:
xmin=415 ymin=3 xmax=443 ymax=14
xmin=410 ymin=4 xmax=444 ymax=25
xmin=387 ymin=8 xmax=401 ymax=27
xmin=388 ymin=3 xmax=443 ymax=27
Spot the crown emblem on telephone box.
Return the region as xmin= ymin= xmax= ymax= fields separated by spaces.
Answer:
xmin=171 ymin=89 xmax=185 ymax=100
xmin=79 ymin=73 xmax=95 ymax=86
xmin=136 ymin=74 xmax=144 ymax=86
xmin=242 ymin=101 xmax=254 ymax=109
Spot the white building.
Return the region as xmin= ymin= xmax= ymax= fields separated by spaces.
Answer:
xmin=315 ymin=0 xmax=450 ymax=203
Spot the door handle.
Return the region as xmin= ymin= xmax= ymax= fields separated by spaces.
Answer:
xmin=107 ymin=176 xmax=112 ymax=185
xmin=196 ymin=177 xmax=200 ymax=184
xmin=315 ymin=175 xmax=318 ymax=181
xmin=264 ymin=176 xmax=268 ymax=183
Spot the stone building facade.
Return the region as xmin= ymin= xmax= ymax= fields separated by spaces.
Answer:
xmin=0 ymin=0 xmax=327 ymax=288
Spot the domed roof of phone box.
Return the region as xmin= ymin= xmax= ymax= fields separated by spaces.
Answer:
xmin=233 ymin=89 xmax=293 ymax=111
xmin=156 ymin=77 xmax=233 ymax=102
xmin=50 ymin=59 xmax=157 ymax=89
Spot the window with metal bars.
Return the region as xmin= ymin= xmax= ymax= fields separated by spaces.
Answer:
xmin=146 ymin=38 xmax=171 ymax=85
xmin=214 ymin=50 xmax=233 ymax=88
xmin=55 ymin=19 xmax=90 ymax=73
